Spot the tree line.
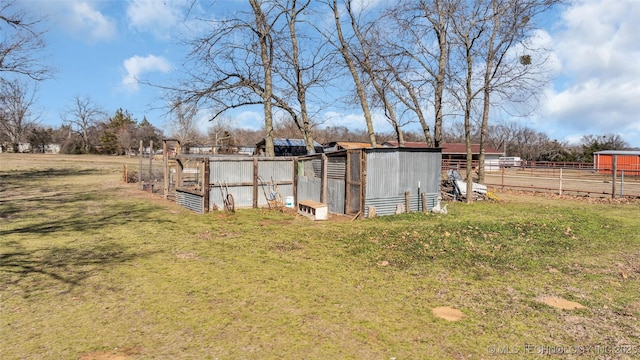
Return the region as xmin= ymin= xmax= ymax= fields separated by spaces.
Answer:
xmin=0 ymin=1 xmax=634 ymax=165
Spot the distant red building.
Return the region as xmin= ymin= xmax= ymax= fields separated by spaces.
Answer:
xmin=594 ymin=150 xmax=640 ymax=175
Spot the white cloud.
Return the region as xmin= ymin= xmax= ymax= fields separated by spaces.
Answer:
xmin=56 ymin=1 xmax=117 ymax=42
xmin=126 ymin=0 xmax=187 ymax=39
xmin=122 ymin=55 xmax=172 ymax=91
xmin=543 ymin=0 xmax=640 ymax=146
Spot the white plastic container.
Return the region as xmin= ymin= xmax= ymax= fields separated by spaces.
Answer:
xmin=285 ymin=196 xmax=295 ymax=208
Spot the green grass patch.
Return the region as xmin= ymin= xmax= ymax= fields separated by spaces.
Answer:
xmin=1 ymin=154 xmax=639 ymax=359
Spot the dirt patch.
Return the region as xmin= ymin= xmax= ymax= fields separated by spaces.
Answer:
xmin=539 ymin=296 xmax=586 ymax=310
xmin=432 ymin=306 xmax=465 ymax=321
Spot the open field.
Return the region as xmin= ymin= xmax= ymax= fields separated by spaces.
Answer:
xmin=1 ymin=153 xmax=640 ymax=359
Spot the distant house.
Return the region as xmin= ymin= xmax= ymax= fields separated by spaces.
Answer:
xmin=383 ymin=141 xmax=504 ymax=171
xmin=255 ymin=138 xmax=324 ymax=156
xmin=594 ymin=150 xmax=640 ymax=175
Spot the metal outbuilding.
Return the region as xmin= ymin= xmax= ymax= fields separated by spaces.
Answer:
xmin=171 ymin=146 xmax=442 ymax=218
xmin=594 ymin=150 xmax=640 ymax=176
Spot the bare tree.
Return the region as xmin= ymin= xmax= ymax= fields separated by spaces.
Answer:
xmin=167 ymin=98 xmax=199 ymax=145
xmin=60 ymin=96 xmax=106 ymax=153
xmin=448 ymin=0 xmax=489 ymax=203
xmin=169 ymin=1 xmax=285 ymax=156
xmin=345 ymin=5 xmax=407 ymax=145
xmin=387 ymin=0 xmax=452 ymax=147
xmin=272 ymin=0 xmax=333 ymax=154
xmin=326 ymin=0 xmax=377 ymax=147
xmin=0 ymin=79 xmax=38 ymax=152
xmin=476 ymin=0 xmax=559 ymax=182
xmin=0 ymin=0 xmax=52 ymax=84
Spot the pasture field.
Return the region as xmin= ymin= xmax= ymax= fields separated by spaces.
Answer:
xmin=1 ymin=153 xmax=639 ymax=359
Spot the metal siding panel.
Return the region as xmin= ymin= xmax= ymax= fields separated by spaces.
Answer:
xmin=175 ymin=190 xmax=204 ymax=214
xmin=327 ymin=179 xmax=345 ymax=214
xmin=210 ymin=185 xmax=253 ymax=209
xmin=363 ymin=149 xmax=441 ymax=217
xmin=210 ymin=160 xmax=253 ymax=184
xmin=364 ymin=193 xmax=439 ymax=217
xmin=258 ymin=159 xmax=293 ymax=182
xmin=366 ymin=152 xmax=400 ymax=198
xmin=327 ymin=156 xmax=346 ymax=180
xmin=297 ymin=176 xmax=321 ymax=202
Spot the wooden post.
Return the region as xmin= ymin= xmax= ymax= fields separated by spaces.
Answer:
xmin=203 ymin=159 xmax=210 ymax=213
xmin=139 ymin=140 xmax=143 ymax=189
xmin=405 ymin=191 xmax=411 ymax=213
xmin=293 ymin=157 xmax=298 ymax=208
xmin=149 ymin=140 xmax=154 ymax=181
xmin=163 ymin=140 xmax=168 ymax=199
xmin=421 ymin=193 xmax=428 ymax=213
xmin=345 ymin=152 xmax=352 ymax=213
xmin=360 ymin=150 xmax=367 ymax=215
xmin=321 ymin=153 xmax=328 ymax=204
xmin=612 ymin=155 xmax=617 ymax=198
xmin=559 ymin=168 xmax=563 ymax=196
xmin=253 ymin=157 xmax=259 ymax=208
xmin=175 ymin=158 xmax=183 ymax=188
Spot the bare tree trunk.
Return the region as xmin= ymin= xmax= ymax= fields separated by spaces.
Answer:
xmin=331 ymin=0 xmax=377 ymax=148
xmin=287 ymin=0 xmax=316 ymax=154
xmin=250 ymin=0 xmax=275 ymax=156
xmin=464 ymin=43 xmax=474 ymax=204
xmin=432 ymin=0 xmax=448 ymax=148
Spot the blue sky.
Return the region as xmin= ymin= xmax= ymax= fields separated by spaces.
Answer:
xmin=21 ymin=0 xmax=640 ymax=148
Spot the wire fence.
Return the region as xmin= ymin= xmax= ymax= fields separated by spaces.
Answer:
xmin=452 ymin=167 xmax=640 ymax=198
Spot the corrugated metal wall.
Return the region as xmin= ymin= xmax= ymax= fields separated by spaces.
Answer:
xmin=199 ymin=157 xmax=295 ymax=209
xmin=175 ymin=190 xmax=204 ymax=214
xmin=364 ymin=149 xmax=441 ymax=217
xmin=297 ymin=158 xmax=322 ymax=203
xmin=327 ymin=155 xmax=346 ymax=214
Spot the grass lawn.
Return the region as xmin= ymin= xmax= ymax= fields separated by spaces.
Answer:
xmin=1 ymin=153 xmax=639 ymax=359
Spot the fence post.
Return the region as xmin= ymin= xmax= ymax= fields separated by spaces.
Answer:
xmin=149 ymin=140 xmax=154 ymax=181
xmin=612 ymin=155 xmax=617 ymax=199
xmin=253 ymin=157 xmax=259 ymax=208
xmin=620 ymin=170 xmax=624 ymax=197
xmin=405 ymin=191 xmax=411 ymax=213
xmin=203 ymin=159 xmax=210 ymax=213
xmin=163 ymin=140 xmax=168 ymax=199
xmin=321 ymin=153 xmax=328 ymax=204
xmin=139 ymin=140 xmax=143 ymax=190
xmin=559 ymin=168 xmax=563 ymax=196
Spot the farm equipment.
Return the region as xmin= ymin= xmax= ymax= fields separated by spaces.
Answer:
xmin=442 ymin=169 xmax=492 ymax=201
xmin=218 ymin=181 xmax=235 ymax=212
xmin=258 ymin=177 xmax=283 ymax=210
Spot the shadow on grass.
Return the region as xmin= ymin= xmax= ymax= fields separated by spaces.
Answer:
xmin=0 ymin=168 xmax=105 ymax=196
xmin=0 ymin=242 xmax=155 ymax=296
xmin=0 ymin=167 xmax=173 ymax=296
